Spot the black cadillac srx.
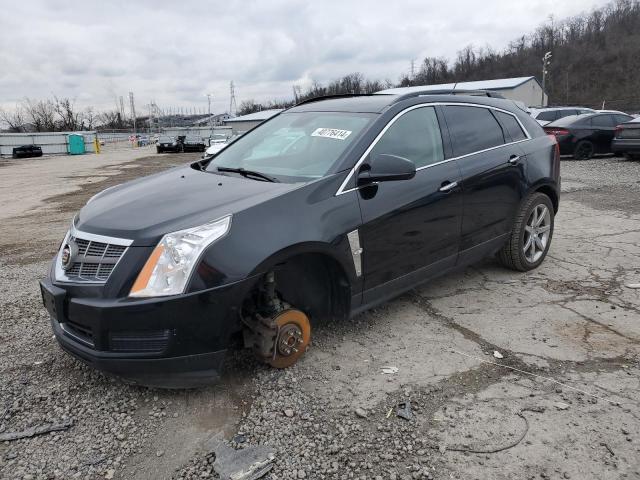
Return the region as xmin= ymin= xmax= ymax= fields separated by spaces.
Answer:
xmin=40 ymin=90 xmax=560 ymax=386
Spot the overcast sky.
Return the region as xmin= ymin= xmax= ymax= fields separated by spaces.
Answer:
xmin=0 ymin=0 xmax=610 ymax=115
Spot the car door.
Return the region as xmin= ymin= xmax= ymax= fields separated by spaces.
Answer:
xmin=590 ymin=114 xmax=616 ymax=152
xmin=441 ymin=105 xmax=528 ymax=263
xmin=356 ymin=105 xmax=463 ymax=303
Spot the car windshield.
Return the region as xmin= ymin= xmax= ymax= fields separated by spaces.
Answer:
xmin=206 ymin=111 xmax=373 ymax=182
xmin=159 ymin=136 xmax=173 ymax=142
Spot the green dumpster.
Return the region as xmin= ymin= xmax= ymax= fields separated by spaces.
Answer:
xmin=68 ymin=134 xmax=86 ymax=155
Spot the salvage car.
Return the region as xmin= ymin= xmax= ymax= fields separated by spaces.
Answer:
xmin=182 ymin=135 xmax=206 ymax=152
xmin=544 ymin=112 xmax=633 ymax=159
xmin=612 ymin=117 xmax=640 ymax=160
xmin=40 ymin=91 xmax=560 ymax=386
xmin=203 ymin=134 xmax=231 ymax=157
xmin=12 ymin=144 xmax=43 ymax=158
xmin=156 ymin=135 xmax=181 ymax=153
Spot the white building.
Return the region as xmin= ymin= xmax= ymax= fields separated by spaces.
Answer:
xmin=223 ymin=109 xmax=283 ymax=134
xmin=378 ymin=77 xmax=548 ymax=107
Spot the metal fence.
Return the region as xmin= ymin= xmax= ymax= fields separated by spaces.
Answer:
xmin=0 ymin=132 xmax=97 ymax=157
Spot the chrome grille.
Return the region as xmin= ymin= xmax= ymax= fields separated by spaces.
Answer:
xmin=56 ymin=228 xmax=131 ymax=284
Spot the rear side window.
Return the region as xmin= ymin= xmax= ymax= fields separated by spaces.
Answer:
xmin=614 ymin=114 xmax=632 ymax=125
xmin=536 ymin=110 xmax=558 ymax=121
xmin=371 ymin=106 xmax=444 ymax=168
xmin=494 ymin=111 xmax=527 ymax=142
xmin=556 ymin=110 xmax=576 ymax=120
xmin=591 ymin=115 xmax=615 ymax=128
xmin=443 ymin=106 xmax=505 ymax=157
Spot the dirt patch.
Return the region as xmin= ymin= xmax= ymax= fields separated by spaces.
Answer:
xmin=564 ymin=185 xmax=640 ymax=214
xmin=43 ymin=154 xmax=197 ymax=214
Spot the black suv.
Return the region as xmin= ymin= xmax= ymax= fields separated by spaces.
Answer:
xmin=182 ymin=135 xmax=206 ymax=152
xmin=40 ymin=92 xmax=559 ymax=386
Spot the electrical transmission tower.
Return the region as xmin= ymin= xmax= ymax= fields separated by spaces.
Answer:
xmin=119 ymin=96 xmax=125 ymax=121
xmin=129 ymin=92 xmax=137 ymax=136
xmin=229 ymin=81 xmax=237 ymax=116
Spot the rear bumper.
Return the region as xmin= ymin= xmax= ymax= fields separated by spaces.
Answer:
xmin=612 ymin=138 xmax=640 ymax=154
xmin=40 ymin=275 xmax=257 ymax=387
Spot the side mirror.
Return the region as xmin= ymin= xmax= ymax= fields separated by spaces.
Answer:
xmin=358 ymin=153 xmax=416 ymax=185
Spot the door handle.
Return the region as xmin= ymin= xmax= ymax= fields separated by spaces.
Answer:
xmin=508 ymin=155 xmax=521 ymax=165
xmin=439 ymin=181 xmax=458 ymax=192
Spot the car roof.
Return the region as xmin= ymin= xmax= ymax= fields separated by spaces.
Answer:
xmin=287 ymin=93 xmax=521 ymax=114
xmin=530 ymin=106 xmax=593 ymax=112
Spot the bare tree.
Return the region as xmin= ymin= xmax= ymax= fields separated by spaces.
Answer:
xmin=0 ymin=105 xmax=26 ymax=132
xmin=54 ymin=96 xmax=81 ymax=131
xmin=83 ymin=107 xmax=96 ymax=130
xmin=23 ymin=98 xmax=56 ymax=132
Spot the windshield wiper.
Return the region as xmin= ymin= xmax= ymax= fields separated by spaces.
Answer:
xmin=216 ymin=167 xmax=279 ymax=183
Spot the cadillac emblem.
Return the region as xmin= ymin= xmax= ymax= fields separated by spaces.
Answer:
xmin=61 ymin=241 xmax=78 ymax=271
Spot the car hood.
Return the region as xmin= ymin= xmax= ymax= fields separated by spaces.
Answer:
xmin=75 ymin=164 xmax=300 ymax=245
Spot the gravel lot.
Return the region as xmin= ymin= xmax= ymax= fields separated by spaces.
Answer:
xmin=1 ymin=151 xmax=639 ymax=480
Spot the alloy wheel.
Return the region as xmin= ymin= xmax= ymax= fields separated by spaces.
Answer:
xmin=523 ymin=204 xmax=551 ymax=263
xmin=575 ymin=142 xmax=594 ymax=160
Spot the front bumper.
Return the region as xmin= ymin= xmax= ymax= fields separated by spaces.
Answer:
xmin=40 ymin=275 xmax=257 ymax=387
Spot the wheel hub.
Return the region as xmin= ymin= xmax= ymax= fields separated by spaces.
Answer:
xmin=277 ymin=323 xmax=304 ymax=356
xmin=523 ymin=204 xmax=551 ymax=263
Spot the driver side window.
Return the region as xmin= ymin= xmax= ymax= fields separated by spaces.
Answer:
xmin=371 ymin=107 xmax=445 ymax=168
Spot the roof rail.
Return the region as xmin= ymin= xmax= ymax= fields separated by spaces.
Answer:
xmin=391 ymin=89 xmax=505 ymax=103
xmin=293 ymin=93 xmax=370 ymax=107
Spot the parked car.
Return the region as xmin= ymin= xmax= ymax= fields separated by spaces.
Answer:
xmin=40 ymin=92 xmax=559 ymax=386
xmin=612 ymin=117 xmax=640 ymax=160
xmin=182 ymin=135 xmax=206 ymax=152
xmin=12 ymin=145 xmax=43 ymax=158
xmin=203 ymin=134 xmax=231 ymax=158
xmin=544 ymin=112 xmax=634 ymax=159
xmin=156 ymin=135 xmax=181 ymax=153
xmin=529 ymin=107 xmax=595 ymax=126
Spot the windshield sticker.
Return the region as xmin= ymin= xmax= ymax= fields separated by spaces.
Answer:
xmin=311 ymin=128 xmax=352 ymax=140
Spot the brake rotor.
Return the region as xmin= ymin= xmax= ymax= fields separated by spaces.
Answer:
xmin=268 ymin=309 xmax=311 ymax=368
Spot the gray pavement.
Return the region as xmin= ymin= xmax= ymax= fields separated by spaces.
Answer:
xmin=0 ymin=152 xmax=638 ymax=479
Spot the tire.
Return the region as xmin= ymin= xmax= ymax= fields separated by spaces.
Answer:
xmin=156 ymin=148 xmax=161 ymax=154
xmin=573 ymin=140 xmax=594 ymax=160
xmin=497 ymin=192 xmax=554 ymax=272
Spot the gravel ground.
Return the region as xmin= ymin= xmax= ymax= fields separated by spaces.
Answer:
xmin=1 ymin=151 xmax=639 ymax=480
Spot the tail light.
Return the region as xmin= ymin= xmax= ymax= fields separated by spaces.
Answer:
xmin=552 ymin=137 xmax=560 ymax=180
xmin=544 ymin=128 xmax=570 ymax=137
xmin=614 ymin=125 xmax=623 ymax=138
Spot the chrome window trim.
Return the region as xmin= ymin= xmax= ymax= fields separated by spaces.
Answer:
xmin=335 ymin=102 xmax=532 ymax=196
xmin=54 ymin=225 xmax=133 ymax=284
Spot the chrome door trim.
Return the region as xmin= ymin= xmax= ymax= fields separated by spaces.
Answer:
xmin=335 ymin=102 xmax=532 ymax=196
xmin=347 ymin=229 xmax=363 ymax=277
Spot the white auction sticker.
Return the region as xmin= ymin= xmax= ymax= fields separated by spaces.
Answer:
xmin=311 ymin=128 xmax=352 ymax=140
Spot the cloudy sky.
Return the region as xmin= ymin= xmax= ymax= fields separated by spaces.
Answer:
xmin=0 ymin=0 xmax=609 ymax=115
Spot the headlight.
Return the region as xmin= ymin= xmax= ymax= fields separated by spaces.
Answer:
xmin=129 ymin=215 xmax=231 ymax=297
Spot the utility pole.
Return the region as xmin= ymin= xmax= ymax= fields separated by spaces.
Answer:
xmin=128 ymin=92 xmax=137 ymax=142
xmin=229 ymin=81 xmax=237 ymax=116
xmin=410 ymin=59 xmax=416 ymax=81
xmin=541 ymin=51 xmax=552 ymax=107
xmin=206 ymin=93 xmax=213 ymax=131
xmin=119 ymin=96 xmax=125 ymax=123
